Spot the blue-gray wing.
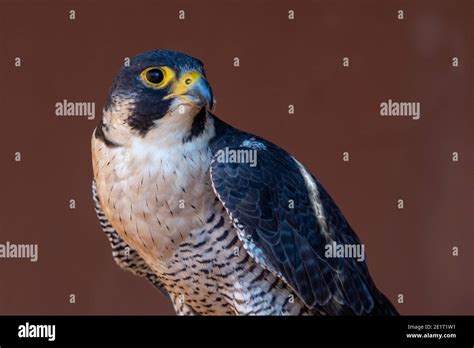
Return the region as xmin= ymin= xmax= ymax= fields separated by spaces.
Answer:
xmin=209 ymin=136 xmax=397 ymax=315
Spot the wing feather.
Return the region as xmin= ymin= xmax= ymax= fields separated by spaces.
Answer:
xmin=209 ymin=132 xmax=397 ymax=315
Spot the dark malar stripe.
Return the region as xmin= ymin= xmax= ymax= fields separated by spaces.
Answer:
xmin=127 ymin=98 xmax=172 ymax=135
xmin=183 ymin=107 xmax=207 ymax=143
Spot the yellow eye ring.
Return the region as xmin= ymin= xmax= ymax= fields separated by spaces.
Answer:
xmin=140 ymin=66 xmax=175 ymax=89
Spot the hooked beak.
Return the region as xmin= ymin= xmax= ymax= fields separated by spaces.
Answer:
xmin=164 ymin=71 xmax=213 ymax=110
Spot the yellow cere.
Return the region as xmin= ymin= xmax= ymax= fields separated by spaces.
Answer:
xmin=171 ymin=70 xmax=203 ymax=95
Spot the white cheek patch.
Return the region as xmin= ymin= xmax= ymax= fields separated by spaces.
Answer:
xmin=102 ymin=93 xmax=138 ymax=137
xmin=106 ymin=93 xmax=137 ymax=115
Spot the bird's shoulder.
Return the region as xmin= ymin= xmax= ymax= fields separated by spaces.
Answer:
xmin=209 ymin=114 xmax=289 ymax=161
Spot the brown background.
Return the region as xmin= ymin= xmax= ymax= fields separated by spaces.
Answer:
xmin=0 ymin=0 xmax=472 ymax=315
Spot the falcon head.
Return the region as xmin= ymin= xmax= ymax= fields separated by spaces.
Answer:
xmin=104 ymin=50 xmax=214 ymax=140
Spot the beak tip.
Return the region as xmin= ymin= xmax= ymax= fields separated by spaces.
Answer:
xmin=171 ymin=73 xmax=214 ymax=110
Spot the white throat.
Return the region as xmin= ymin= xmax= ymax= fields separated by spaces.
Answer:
xmin=92 ymin=108 xmax=217 ymax=267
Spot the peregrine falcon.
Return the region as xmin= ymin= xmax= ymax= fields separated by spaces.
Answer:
xmin=91 ymin=49 xmax=398 ymax=316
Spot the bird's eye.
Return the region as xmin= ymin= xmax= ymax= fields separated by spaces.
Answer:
xmin=146 ymin=68 xmax=164 ymax=84
xmin=141 ymin=66 xmax=174 ymax=89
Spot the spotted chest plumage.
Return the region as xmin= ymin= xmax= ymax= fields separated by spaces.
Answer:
xmin=92 ymin=120 xmax=310 ymax=315
xmin=92 ymin=116 xmax=216 ymax=265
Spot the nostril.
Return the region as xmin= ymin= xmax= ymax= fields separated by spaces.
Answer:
xmin=185 ymin=78 xmax=192 ymax=85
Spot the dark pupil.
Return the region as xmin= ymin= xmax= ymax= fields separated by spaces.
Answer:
xmin=146 ymin=68 xmax=164 ymax=84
